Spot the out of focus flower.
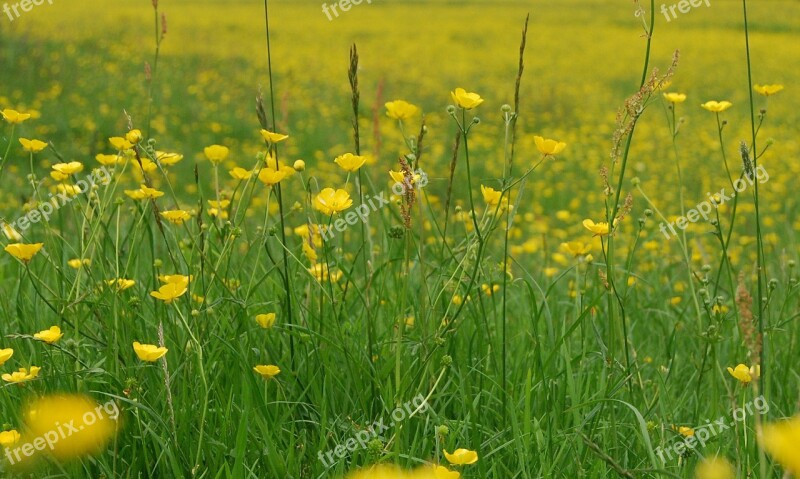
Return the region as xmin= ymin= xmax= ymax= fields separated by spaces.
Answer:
xmin=663 ymin=92 xmax=687 ymax=103
xmin=2 ymin=108 xmax=31 ymax=124
xmin=160 ymin=210 xmax=191 ymax=225
xmin=52 ymin=161 xmax=84 ymax=176
xmin=109 ymin=137 xmax=133 ymax=151
xmin=125 ymin=185 xmax=164 ymax=200
xmin=19 ymin=138 xmax=48 ymax=153
xmin=125 ymin=129 xmax=143 ymax=144
xmin=0 ymin=430 xmax=20 ymax=447
xmin=753 ymin=84 xmax=784 ymax=96
xmin=385 ymin=100 xmax=419 ymax=120
xmin=481 ymin=185 xmax=502 ymax=206
xmin=0 ymin=348 xmax=13 ymax=366
xmin=229 ymin=167 xmax=253 ymax=180
xmin=204 ymin=145 xmax=229 ymax=164
xmin=700 ymin=101 xmax=732 ymax=112
xmin=107 ymin=278 xmax=135 ymax=291
xmin=67 ymin=258 xmax=91 ymax=269
xmin=694 ymin=456 xmax=735 ymax=479
xmin=760 ymin=416 xmax=800 ymax=474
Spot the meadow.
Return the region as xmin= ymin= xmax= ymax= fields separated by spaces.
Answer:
xmin=0 ymin=0 xmax=798 ymax=477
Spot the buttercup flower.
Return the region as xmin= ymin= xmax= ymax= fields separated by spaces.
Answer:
xmin=2 ymin=223 xmax=22 ymax=241
xmin=156 ymin=151 xmax=184 ymax=165
xmin=700 ymin=101 xmax=733 ymax=112
xmin=125 ymin=185 xmax=164 ymax=200
xmin=259 ymin=129 xmax=289 ymax=144
xmin=204 ymin=145 xmax=230 ymax=164
xmin=561 ymin=241 xmax=591 ymax=257
xmin=679 ymin=426 xmax=695 ymax=437
xmin=694 ymin=456 xmax=735 ymax=479
xmin=109 ymin=137 xmax=134 ymax=151
xmin=95 ymin=153 xmax=122 ymax=166
xmin=481 ymin=185 xmax=502 ymax=206
xmin=159 ymin=274 xmax=191 ymax=287
xmin=253 ymin=364 xmax=281 ymax=379
xmin=229 ymin=167 xmax=253 ymax=180
xmin=0 ymin=348 xmax=13 ymax=366
xmin=133 ymin=342 xmax=168 ymax=362
xmin=52 ymin=161 xmax=84 ymax=176
xmin=534 ymin=136 xmax=566 ymax=156
xmin=582 ymin=219 xmax=610 ymax=236
xmin=2 ymin=108 xmax=31 ymax=124
xmin=125 ymin=129 xmax=143 ymax=144
xmin=313 ymin=188 xmax=353 ymax=216
xmin=0 ymin=429 xmax=20 ymax=447
xmin=334 ymin=153 xmax=367 ymax=172
xmin=432 ymin=465 xmax=460 ymax=479
xmin=107 ymin=278 xmax=136 ymax=291
xmin=150 ymin=282 xmax=187 ymax=303
xmin=255 ymin=313 xmax=276 ymax=329
xmin=19 ymin=138 xmax=48 ymax=153
xmin=760 ymin=416 xmax=800 ymax=474
xmin=293 ymin=159 xmax=305 ymax=171
xmin=5 ymin=243 xmax=44 ymax=263
xmin=67 ymin=258 xmax=91 ymax=269
xmin=33 ymin=325 xmax=63 ymax=344
xmin=444 ymin=448 xmax=479 ymax=465
xmin=727 ymin=363 xmax=753 ymax=384
xmin=160 ymin=210 xmax=192 ymax=225
xmin=753 ymin=84 xmax=784 ymax=96
xmin=663 ymin=92 xmax=687 ymax=103
xmin=450 ymin=88 xmax=484 ymax=110
xmin=385 ymin=100 xmax=419 ymax=120
xmin=2 ymin=366 xmax=41 ymax=384
xmin=258 ymin=166 xmax=293 ymax=186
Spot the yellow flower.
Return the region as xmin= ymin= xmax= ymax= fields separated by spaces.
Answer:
xmin=125 ymin=185 xmax=164 ymax=200
xmin=4 ymin=243 xmax=44 ymax=263
xmin=761 ymin=416 xmax=800 ymax=474
xmin=133 ymin=342 xmax=168 ymax=362
xmin=67 ymin=258 xmax=91 ymax=269
xmin=56 ymin=183 xmax=81 ymax=197
xmin=385 ymin=100 xmax=419 ymax=120
xmin=150 ymin=282 xmax=187 ymax=303
xmin=432 ymin=465 xmax=461 ymax=479
xmin=2 ymin=108 xmax=31 ymax=124
xmin=700 ymin=101 xmax=733 ymax=112
xmin=727 ymin=363 xmax=753 ymax=384
xmin=0 ymin=429 xmax=20 ymax=447
xmin=229 ymin=167 xmax=253 ymax=180
xmin=253 ymin=364 xmax=281 ymax=379
xmin=2 ymin=223 xmax=22 ymax=241
xmin=257 ymin=166 xmax=292 ymax=186
xmin=534 ymin=136 xmax=567 ymax=156
xmin=561 ymin=241 xmax=591 ymax=257
xmin=302 ymin=241 xmax=318 ymax=262
xmin=208 ymin=199 xmax=231 ymax=218
xmin=753 ymin=84 xmax=784 ymax=96
xmin=694 ymin=456 xmax=735 ymax=479
xmin=444 ymin=448 xmax=479 ymax=465
xmin=19 ymin=138 xmax=48 ymax=153
xmin=389 ymin=169 xmax=420 ymax=185
xmin=52 ymin=161 xmax=84 ymax=176
xmin=450 ymin=88 xmax=484 ymax=110
xmin=108 ymin=136 xmax=133 ymax=151
xmin=481 ymin=185 xmax=502 ymax=206
xmin=159 ymin=274 xmax=191 ymax=287
xmin=293 ymin=159 xmax=306 ymax=171
xmin=334 ymin=153 xmax=367 ymax=172
xmin=33 ymin=325 xmax=63 ymax=344
xmin=2 ymin=366 xmax=41 ymax=384
xmin=95 ymin=153 xmax=122 ymax=166
xmin=308 ymin=263 xmax=342 ymax=282
xmin=156 ymin=151 xmax=184 ymax=166
xmin=125 ymin=129 xmax=143 ymax=144
xmin=582 ymin=219 xmax=610 ymax=236
xmin=135 ymin=157 xmax=158 ymax=173
xmin=255 ymin=313 xmax=277 ymax=329
xmin=679 ymin=426 xmax=695 ymax=437
xmin=204 ymin=144 xmax=230 ymax=164
xmin=481 ymin=283 xmax=500 ymax=295
xmin=313 ymin=188 xmax=353 ymax=216
xmin=160 ymin=210 xmax=192 ymax=225
xmin=106 ymin=278 xmax=135 ymax=291
xmin=663 ymin=92 xmax=687 ymax=103
xmin=0 ymin=348 xmax=13 ymax=366
xmin=259 ymin=129 xmax=289 ymax=144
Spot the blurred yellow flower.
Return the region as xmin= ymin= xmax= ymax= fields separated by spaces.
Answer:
xmin=95 ymin=153 xmax=122 ymax=166
xmin=4 ymin=243 xmax=44 ymax=263
xmin=451 ymin=88 xmax=484 ymax=110
xmin=108 ymin=136 xmax=133 ymax=151
xmin=133 ymin=342 xmax=168 ymax=362
xmin=694 ymin=456 xmax=735 ymax=479
xmin=761 ymin=416 xmax=800 ymax=474
xmin=33 ymin=325 xmax=63 ymax=344
xmin=253 ymin=364 xmax=281 ymax=379
xmin=150 ymin=282 xmax=187 ymax=303
xmin=258 ymin=166 xmax=292 ymax=186
xmin=2 ymin=108 xmax=31 ymax=124
xmin=679 ymin=426 xmax=695 ymax=437
xmin=432 ymin=465 xmax=460 ymax=479
xmin=156 ymin=151 xmax=184 ymax=165
xmin=160 ymin=210 xmax=191 ymax=225
xmin=256 ymin=313 xmax=277 ymax=329
xmin=308 ymin=263 xmax=342 ymax=282
xmin=229 ymin=167 xmax=253 ymax=180
xmin=444 ymin=448 xmax=478 ymax=465
xmin=753 ymin=84 xmax=784 ymax=96
xmin=2 ymin=223 xmax=22 ymax=241
xmin=385 ymin=100 xmax=419 ymax=120
xmin=52 ymin=161 xmax=84 ymax=176
xmin=0 ymin=348 xmax=13 ymax=366
xmin=259 ymin=129 xmax=289 ymax=144
xmin=726 ymin=363 xmax=753 ymax=384
xmin=334 ymin=153 xmax=367 ymax=172
xmin=107 ymin=278 xmax=135 ymax=291
xmin=293 ymin=159 xmax=306 ymax=171
xmin=561 ymin=241 xmax=591 ymax=257
xmin=534 ymin=136 xmax=566 ymax=156
xmin=204 ymin=144 xmax=230 ymax=164
xmin=0 ymin=429 xmax=20 ymax=447
xmin=125 ymin=129 xmax=143 ymax=144
xmin=19 ymin=138 xmax=48 ymax=153
xmin=125 ymin=185 xmax=164 ymax=200
xmin=67 ymin=258 xmax=91 ymax=269
xmin=2 ymin=366 xmax=41 ymax=384
xmin=582 ymin=219 xmax=610 ymax=236
xmin=481 ymin=185 xmax=502 ymax=206
xmin=313 ymin=188 xmax=353 ymax=215
xmin=663 ymin=92 xmax=687 ymax=103
xmin=700 ymin=101 xmax=732 ymax=112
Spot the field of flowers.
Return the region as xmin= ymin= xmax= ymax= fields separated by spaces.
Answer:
xmin=0 ymin=0 xmax=798 ymax=477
